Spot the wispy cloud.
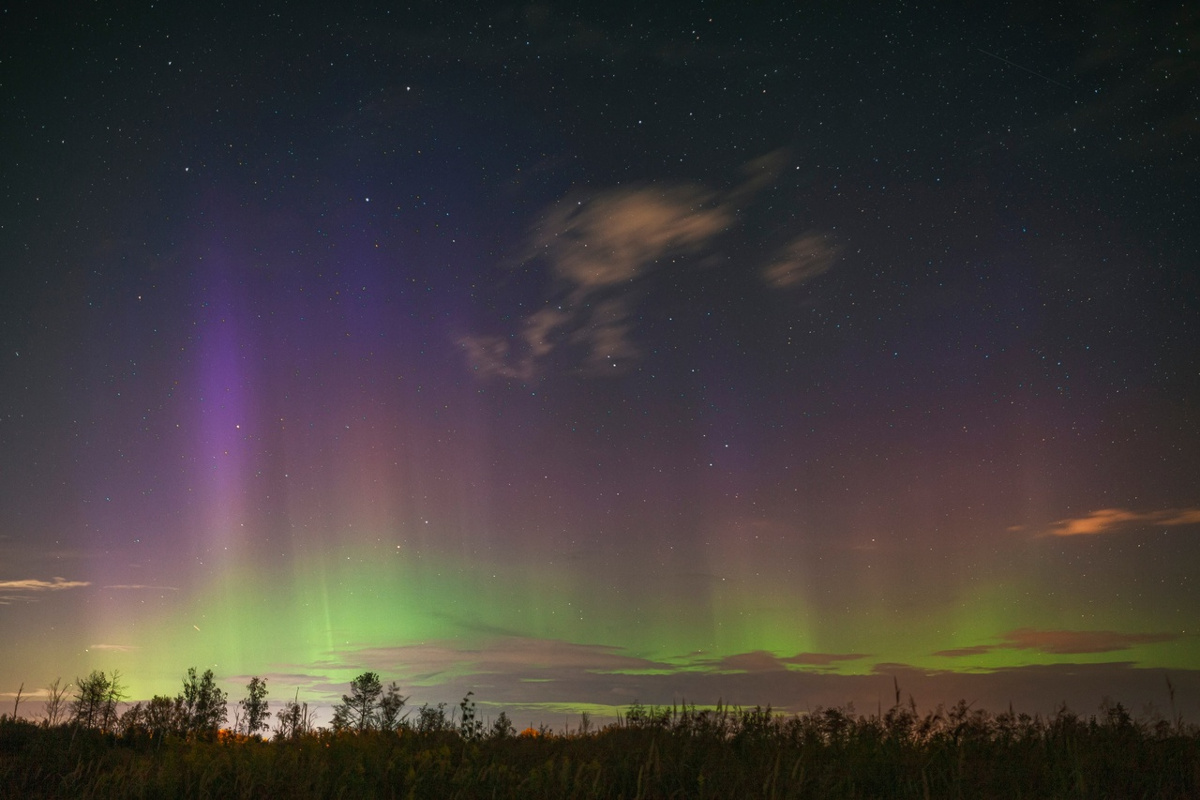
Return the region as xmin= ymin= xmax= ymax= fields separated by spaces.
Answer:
xmin=932 ymin=645 xmax=994 ymax=658
xmin=999 ymin=628 xmax=1178 ymax=655
xmin=761 ymin=232 xmax=841 ymax=289
xmin=781 ymin=652 xmax=871 ymax=667
xmin=460 ymin=151 xmax=841 ymax=380
xmin=935 ymin=627 xmax=1179 ymax=657
xmin=534 ymin=185 xmax=730 ymax=291
xmin=310 ymin=638 xmax=1200 ymax=726
xmin=730 ymin=149 xmax=791 ymax=200
xmin=572 ymin=297 xmax=640 ymax=373
xmin=102 ymin=584 xmax=180 ymax=591
xmin=701 ymin=650 xmax=869 ymax=673
xmin=0 ymin=577 xmax=91 ymax=604
xmin=459 ymin=307 xmax=574 ymax=380
xmin=459 ymin=335 xmax=532 ymax=381
xmin=461 ymin=183 xmax=730 ymax=378
xmin=0 ymin=577 xmax=90 ymax=593
xmin=1048 ymin=507 xmax=1200 ymax=537
xmin=707 ymin=650 xmax=789 ymax=673
xmin=337 ymin=636 xmax=675 ymax=682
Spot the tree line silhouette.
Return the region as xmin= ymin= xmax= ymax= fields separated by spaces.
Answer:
xmin=2 ymin=667 xmax=1199 ymax=798
xmin=35 ymin=668 xmax=507 ymax=742
xmin=59 ymin=667 xmax=258 ymax=741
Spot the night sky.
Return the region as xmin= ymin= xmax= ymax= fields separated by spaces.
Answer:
xmin=3 ymin=1 xmax=1199 ymax=725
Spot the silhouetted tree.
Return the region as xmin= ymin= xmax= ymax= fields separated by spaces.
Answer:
xmin=490 ymin=710 xmax=515 ymax=739
xmin=70 ymin=670 xmax=126 ymax=730
xmin=274 ymin=691 xmax=315 ymax=739
xmin=42 ymin=678 xmax=69 ymax=727
xmin=332 ymin=671 xmax=383 ymax=732
xmin=416 ymin=702 xmax=452 ymax=733
xmin=116 ymin=702 xmax=144 ymax=737
xmin=9 ymin=682 xmax=23 ymax=719
xmin=118 ymin=700 xmax=179 ymax=741
xmin=459 ymin=691 xmax=483 ymax=741
xmin=178 ymin=667 xmax=227 ymax=739
xmin=145 ymin=694 xmax=187 ymax=738
xmin=379 ymin=681 xmax=409 ymax=731
xmin=238 ymin=676 xmax=269 ymax=737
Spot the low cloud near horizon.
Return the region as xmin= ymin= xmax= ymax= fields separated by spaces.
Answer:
xmin=267 ymin=632 xmax=1200 ymax=726
xmin=935 ymin=628 xmax=1179 ymax=657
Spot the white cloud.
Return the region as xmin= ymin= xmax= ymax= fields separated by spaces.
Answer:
xmin=88 ymin=643 xmax=139 ymax=652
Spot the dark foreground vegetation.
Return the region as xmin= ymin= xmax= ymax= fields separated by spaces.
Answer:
xmin=3 ymin=695 xmax=1198 ymax=799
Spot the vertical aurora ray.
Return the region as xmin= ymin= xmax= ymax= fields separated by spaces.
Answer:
xmin=193 ymin=280 xmax=251 ymax=549
xmin=186 ymin=252 xmax=263 ymax=671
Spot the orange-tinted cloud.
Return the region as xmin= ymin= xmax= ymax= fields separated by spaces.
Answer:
xmin=462 ymin=156 xmax=843 ymax=379
xmin=1048 ymin=507 xmax=1200 ymax=536
xmin=0 ymin=577 xmax=90 ymax=591
xmin=571 ymin=297 xmax=640 ymax=372
xmin=0 ymin=576 xmax=91 ymax=605
xmin=762 ymin=232 xmax=840 ymax=289
xmin=462 ymin=183 xmax=731 ymax=378
xmin=532 ymin=185 xmax=730 ymax=291
xmin=730 ymin=148 xmax=791 ymax=199
xmin=459 ymin=307 xmax=572 ymax=379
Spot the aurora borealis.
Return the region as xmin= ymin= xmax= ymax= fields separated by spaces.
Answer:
xmin=2 ymin=2 xmax=1198 ymax=725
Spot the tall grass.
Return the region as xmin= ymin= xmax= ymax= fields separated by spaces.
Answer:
xmin=1 ymin=699 xmax=1197 ymax=798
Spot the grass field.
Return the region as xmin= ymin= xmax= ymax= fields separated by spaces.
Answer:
xmin=2 ymin=698 xmax=1198 ymax=799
